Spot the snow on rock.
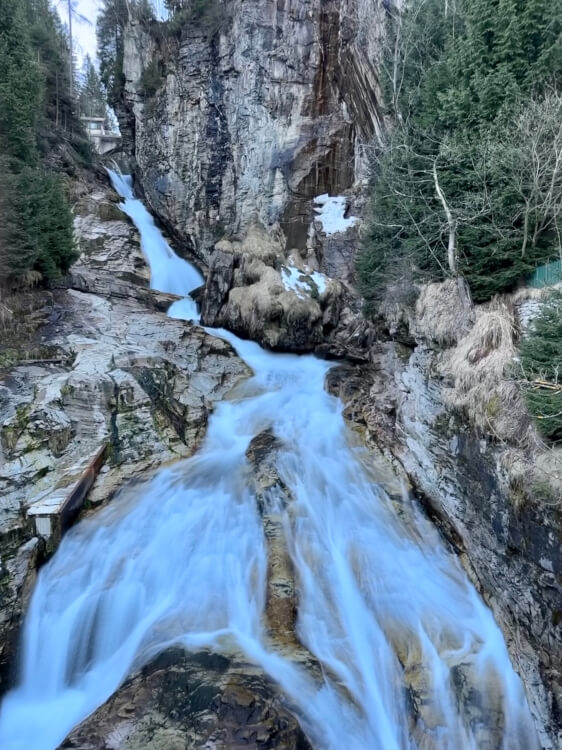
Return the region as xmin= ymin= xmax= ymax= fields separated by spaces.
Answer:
xmin=281 ymin=265 xmax=329 ymax=298
xmin=313 ymin=194 xmax=358 ymax=235
xmin=517 ymin=299 xmax=543 ymax=333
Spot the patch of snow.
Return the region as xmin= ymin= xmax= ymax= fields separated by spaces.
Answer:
xmin=281 ymin=265 xmax=329 ymax=299
xmin=310 ymin=270 xmax=327 ymax=294
xmin=282 ymin=265 xmax=310 ymax=298
xmin=517 ymin=299 xmax=542 ymax=333
xmin=313 ymin=194 xmax=358 ymax=235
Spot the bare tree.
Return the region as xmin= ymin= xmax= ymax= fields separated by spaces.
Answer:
xmin=496 ymin=92 xmax=562 ymax=260
xmin=379 ymin=0 xmax=461 ymax=124
xmin=57 ymin=0 xmax=92 ymax=97
xmin=368 ymin=125 xmax=492 ymax=281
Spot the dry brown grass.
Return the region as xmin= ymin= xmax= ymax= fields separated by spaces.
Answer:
xmin=414 ymin=279 xmax=474 ymax=347
xmin=509 ymin=286 xmax=549 ymax=305
xmin=534 ymin=447 xmax=562 ymax=505
xmin=441 ymin=299 xmax=536 ymax=444
xmin=499 ymin=447 xmax=562 ymax=508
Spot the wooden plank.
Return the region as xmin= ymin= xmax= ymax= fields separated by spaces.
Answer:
xmin=60 ymin=444 xmax=108 ymax=534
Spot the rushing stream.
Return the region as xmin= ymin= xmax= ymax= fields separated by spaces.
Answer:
xmin=0 ymin=172 xmax=539 ymax=750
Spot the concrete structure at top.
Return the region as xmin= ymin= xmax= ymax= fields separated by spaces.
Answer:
xmin=80 ymin=115 xmax=121 ymax=155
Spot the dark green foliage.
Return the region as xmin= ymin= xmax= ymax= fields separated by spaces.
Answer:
xmin=0 ymin=0 xmax=80 ymax=287
xmin=163 ymin=0 xmax=227 ymax=38
xmin=79 ymin=55 xmax=108 ymax=119
xmin=97 ymin=0 xmax=133 ymax=107
xmin=140 ymin=58 xmax=165 ymax=98
xmin=356 ymin=134 xmax=445 ymax=313
xmin=34 ymin=171 xmax=76 ymax=278
xmin=358 ymin=0 xmax=562 ymax=309
xmin=1 ymin=167 xmax=76 ymax=281
xmin=0 ymin=0 xmax=42 ymax=164
xmin=518 ymin=292 xmax=562 ymax=441
xmin=27 ymin=0 xmax=80 ymax=140
xmin=426 ymin=0 xmax=562 ymax=132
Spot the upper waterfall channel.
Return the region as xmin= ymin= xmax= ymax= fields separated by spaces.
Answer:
xmin=0 ymin=172 xmax=539 ymax=750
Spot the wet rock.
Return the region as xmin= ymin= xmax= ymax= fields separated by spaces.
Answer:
xmin=246 ymin=431 xmax=296 ymax=647
xmin=0 ymin=181 xmax=250 ymax=694
xmin=200 ymin=230 xmax=373 ymax=358
xmin=337 ymin=283 xmax=562 ymax=749
xmin=0 ymin=538 xmax=41 ymax=691
xmin=61 ymin=648 xmax=312 ymax=750
xmin=245 ymin=431 xmax=323 ymax=673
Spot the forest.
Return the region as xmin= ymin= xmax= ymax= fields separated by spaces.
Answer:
xmin=0 ymin=0 xmax=92 ymax=291
xmin=356 ymin=0 xmax=561 ymax=439
xmin=357 ymin=0 xmax=561 ymax=306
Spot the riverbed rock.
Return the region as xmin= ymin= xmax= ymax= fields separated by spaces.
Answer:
xmin=61 ymin=648 xmax=312 ymax=750
xmin=0 ymin=182 xmax=249 ymax=694
xmin=199 ymin=228 xmax=373 ymax=357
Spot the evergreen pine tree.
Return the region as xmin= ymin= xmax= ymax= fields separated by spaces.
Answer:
xmin=358 ymin=0 xmax=562 ymax=307
xmin=0 ymin=0 xmax=41 ymax=164
xmin=97 ymin=0 xmax=130 ymax=107
xmin=519 ymin=292 xmax=562 ymax=441
xmin=0 ymin=0 xmax=78 ymax=287
xmin=27 ymin=0 xmax=78 ymax=137
xmin=79 ymin=55 xmax=108 ymax=119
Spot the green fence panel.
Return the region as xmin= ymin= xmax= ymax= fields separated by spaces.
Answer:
xmin=529 ymin=258 xmax=562 ymax=288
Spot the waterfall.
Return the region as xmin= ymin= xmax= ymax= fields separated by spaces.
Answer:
xmin=107 ymin=170 xmax=203 ymax=319
xmin=0 ymin=172 xmax=539 ymax=750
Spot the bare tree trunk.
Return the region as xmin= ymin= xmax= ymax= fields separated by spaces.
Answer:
xmin=433 ymin=160 xmax=458 ymax=276
xmin=68 ymin=0 xmax=73 ymax=99
xmin=392 ymin=15 xmax=402 ymax=114
xmin=521 ymin=200 xmax=530 ymax=257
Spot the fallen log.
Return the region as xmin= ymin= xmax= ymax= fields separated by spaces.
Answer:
xmin=531 ymin=379 xmax=562 ymax=392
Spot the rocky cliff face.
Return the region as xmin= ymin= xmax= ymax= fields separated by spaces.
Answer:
xmin=0 ymin=180 xmax=249 ymax=693
xmin=328 ymin=283 xmax=562 ymax=749
xmin=119 ymin=0 xmax=385 ymax=266
xmin=118 ymin=0 xmax=385 ymax=356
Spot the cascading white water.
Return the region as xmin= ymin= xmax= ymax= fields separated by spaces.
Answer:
xmin=107 ymin=170 xmax=203 ymax=319
xmin=0 ymin=173 xmax=539 ymax=750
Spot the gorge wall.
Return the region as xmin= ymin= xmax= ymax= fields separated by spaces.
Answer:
xmin=114 ymin=2 xmax=562 ymax=747
xmin=327 ymin=283 xmax=562 ymax=748
xmin=118 ymin=0 xmax=386 ymax=266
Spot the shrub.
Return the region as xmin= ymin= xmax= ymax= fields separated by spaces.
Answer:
xmin=163 ymin=0 xmax=228 ymax=38
xmin=518 ymin=291 xmax=562 ymax=442
xmin=140 ymin=58 xmax=165 ymax=98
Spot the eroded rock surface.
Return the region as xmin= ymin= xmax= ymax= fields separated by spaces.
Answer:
xmin=61 ymin=649 xmax=312 ymax=750
xmin=199 ymin=227 xmax=373 ymax=357
xmin=119 ymin=0 xmax=385 ymax=265
xmin=329 ymin=283 xmax=562 ymax=749
xmin=0 ymin=183 xmax=248 ymax=692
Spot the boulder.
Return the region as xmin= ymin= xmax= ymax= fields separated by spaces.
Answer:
xmin=200 ymin=229 xmax=373 ymax=359
xmin=61 ymin=649 xmax=312 ymax=750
